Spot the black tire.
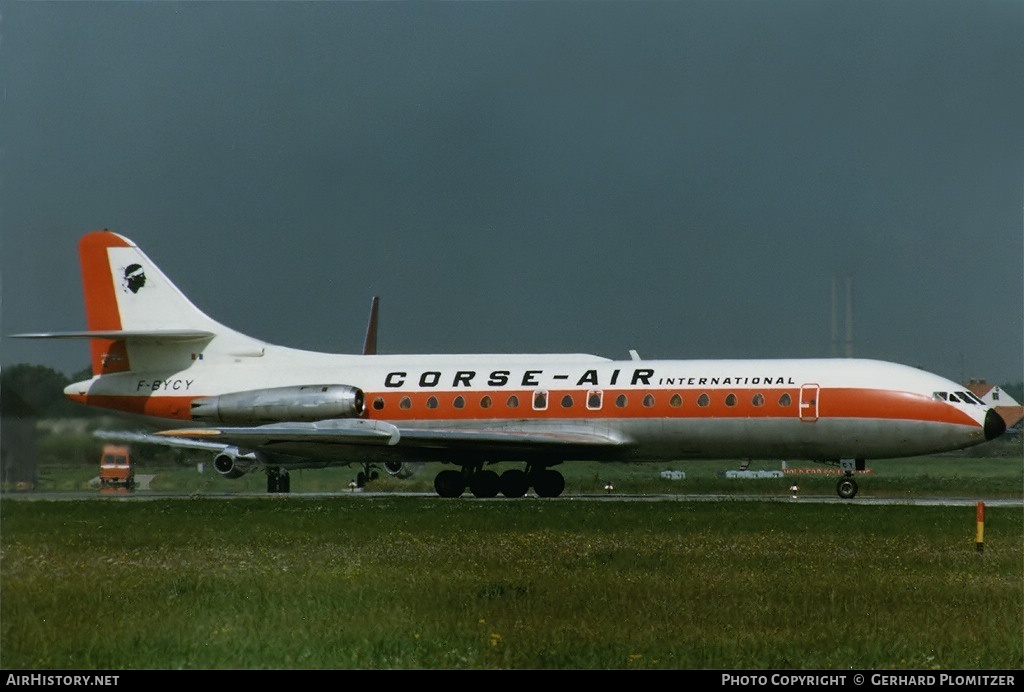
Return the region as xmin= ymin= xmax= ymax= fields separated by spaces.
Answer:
xmin=836 ymin=477 xmax=858 ymax=499
xmin=469 ymin=469 xmax=500 ymax=498
xmin=533 ymin=469 xmax=565 ymax=498
xmin=434 ymin=469 xmax=466 ymax=498
xmin=499 ymin=469 xmax=530 ymax=498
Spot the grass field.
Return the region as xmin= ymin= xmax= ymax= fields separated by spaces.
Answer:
xmin=3 ymin=441 xmax=1022 ymax=670
xmin=2 ymin=458 xmax=1022 ymax=670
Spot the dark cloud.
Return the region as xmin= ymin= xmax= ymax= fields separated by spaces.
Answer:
xmin=2 ymin=1 xmax=1021 ymax=384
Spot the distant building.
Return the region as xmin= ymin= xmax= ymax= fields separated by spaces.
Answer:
xmin=965 ymin=380 xmax=1024 ymax=429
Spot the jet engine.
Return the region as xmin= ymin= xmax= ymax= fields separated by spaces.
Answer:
xmin=212 ymin=447 xmax=260 ymax=479
xmin=191 ymin=384 xmax=364 ymax=425
xmin=383 ymin=461 xmax=424 ymax=480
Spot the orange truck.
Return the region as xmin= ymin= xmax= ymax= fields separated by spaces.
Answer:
xmin=99 ymin=444 xmax=135 ymax=492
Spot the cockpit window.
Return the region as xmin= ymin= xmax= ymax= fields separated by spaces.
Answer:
xmin=940 ymin=391 xmax=986 ymax=405
xmin=962 ymin=391 xmax=986 ymax=405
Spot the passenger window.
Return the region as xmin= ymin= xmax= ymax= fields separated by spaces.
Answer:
xmin=615 ymin=394 xmax=628 ymax=408
xmin=372 ymin=397 xmax=385 ymax=410
xmin=697 ymin=393 xmax=710 ymax=407
xmin=561 ymin=394 xmax=574 ymax=408
xmin=399 ymin=396 xmax=412 ymax=410
xmin=752 ymin=393 xmax=765 ymax=407
xmin=725 ymin=393 xmax=737 ymax=407
xmin=587 ymin=391 xmax=603 ymax=409
xmin=778 ymin=393 xmax=792 ymax=407
xmin=480 ymin=395 xmax=492 ymax=409
xmin=642 ymin=393 xmax=655 ymax=407
xmin=507 ymin=395 xmax=519 ymax=408
xmin=453 ymin=395 xmax=465 ymax=409
xmin=669 ymin=393 xmax=682 ymax=407
xmin=426 ymin=396 xmax=438 ymax=409
xmin=533 ymin=391 xmax=548 ymax=410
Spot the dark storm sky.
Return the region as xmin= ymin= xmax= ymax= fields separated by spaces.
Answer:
xmin=2 ymin=0 xmax=1022 ymax=384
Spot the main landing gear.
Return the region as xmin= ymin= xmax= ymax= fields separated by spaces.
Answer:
xmin=835 ymin=458 xmax=866 ymax=500
xmin=266 ymin=467 xmax=291 ymax=493
xmin=355 ymin=464 xmax=380 ymax=488
xmin=433 ymin=463 xmax=565 ymax=499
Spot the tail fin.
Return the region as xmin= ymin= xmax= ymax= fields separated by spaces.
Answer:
xmin=76 ymin=230 xmax=261 ymax=374
xmin=13 ymin=230 xmax=266 ymax=375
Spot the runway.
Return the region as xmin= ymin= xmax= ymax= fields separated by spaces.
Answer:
xmin=3 ymin=489 xmax=1021 ymax=507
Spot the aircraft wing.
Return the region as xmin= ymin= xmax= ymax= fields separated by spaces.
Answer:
xmin=155 ymin=419 xmax=634 ymax=457
xmin=95 ymin=428 xmax=231 ymax=452
xmin=156 ymin=418 xmax=402 ymax=446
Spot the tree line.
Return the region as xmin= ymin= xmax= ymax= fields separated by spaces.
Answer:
xmin=1 ymin=364 xmax=98 ymax=418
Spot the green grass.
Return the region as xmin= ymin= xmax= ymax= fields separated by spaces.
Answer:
xmin=2 ymin=497 xmax=1021 ymax=670
xmin=5 ymin=439 xmax=1021 ymax=669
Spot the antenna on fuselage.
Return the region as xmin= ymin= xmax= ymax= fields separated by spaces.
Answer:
xmin=362 ymin=296 xmax=379 ymax=355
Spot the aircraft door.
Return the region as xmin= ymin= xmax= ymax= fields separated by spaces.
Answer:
xmin=799 ymin=384 xmax=819 ymax=422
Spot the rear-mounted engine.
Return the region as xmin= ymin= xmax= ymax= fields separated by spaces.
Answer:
xmin=190 ymin=384 xmax=364 ymax=425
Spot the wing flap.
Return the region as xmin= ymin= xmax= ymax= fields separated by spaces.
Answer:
xmin=396 ymin=425 xmax=633 ymax=450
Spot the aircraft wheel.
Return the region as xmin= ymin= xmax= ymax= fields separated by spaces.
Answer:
xmin=499 ymin=469 xmax=530 ymax=498
xmin=533 ymin=469 xmax=565 ymax=498
xmin=836 ymin=477 xmax=858 ymax=499
xmin=470 ymin=469 xmax=500 ymax=498
xmin=434 ymin=469 xmax=466 ymax=498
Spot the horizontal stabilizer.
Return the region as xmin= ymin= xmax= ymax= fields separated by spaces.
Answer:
xmin=13 ymin=329 xmax=214 ymax=342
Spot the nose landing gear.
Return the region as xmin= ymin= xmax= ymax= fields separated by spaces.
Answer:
xmin=835 ymin=458 xmax=865 ymax=499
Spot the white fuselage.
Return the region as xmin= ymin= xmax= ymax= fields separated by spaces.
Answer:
xmin=68 ymin=346 xmax=994 ymax=464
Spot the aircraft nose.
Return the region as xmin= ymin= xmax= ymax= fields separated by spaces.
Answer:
xmin=984 ymin=408 xmax=1006 ymax=441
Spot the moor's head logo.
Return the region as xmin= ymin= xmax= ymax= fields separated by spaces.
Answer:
xmin=123 ymin=264 xmax=146 ymax=294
